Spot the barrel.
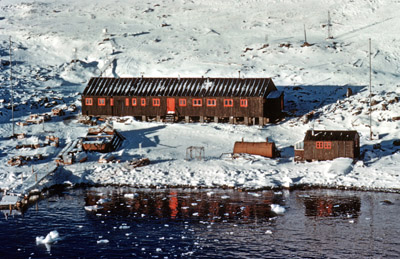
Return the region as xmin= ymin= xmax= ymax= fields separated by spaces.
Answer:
xmin=233 ymin=140 xmax=276 ymax=158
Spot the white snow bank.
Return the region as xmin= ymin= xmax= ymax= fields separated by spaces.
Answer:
xmin=326 ymin=158 xmax=354 ymax=175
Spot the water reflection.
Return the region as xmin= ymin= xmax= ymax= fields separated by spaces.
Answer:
xmin=84 ymin=188 xmax=283 ymax=223
xmin=1 ymin=188 xmax=400 ymax=258
xmin=299 ymin=193 xmax=361 ymax=218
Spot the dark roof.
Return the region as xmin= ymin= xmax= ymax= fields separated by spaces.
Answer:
xmin=82 ymin=77 xmax=276 ymax=97
xmin=304 ymin=130 xmax=359 ymax=141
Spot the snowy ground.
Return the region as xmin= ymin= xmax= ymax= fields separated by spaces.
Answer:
xmin=0 ymin=0 xmax=399 ymax=192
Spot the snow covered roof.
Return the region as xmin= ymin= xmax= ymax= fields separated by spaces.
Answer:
xmin=83 ymin=77 xmax=276 ymax=98
xmin=266 ymin=90 xmax=283 ymax=99
xmin=304 ymin=130 xmax=359 ymax=141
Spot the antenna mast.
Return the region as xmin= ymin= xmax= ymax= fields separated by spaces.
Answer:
xmin=328 ymin=11 xmax=332 ymax=39
xmin=369 ymin=38 xmax=372 ymax=140
xmin=9 ymin=36 xmax=14 ymax=137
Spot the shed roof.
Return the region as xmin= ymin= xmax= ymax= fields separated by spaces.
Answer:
xmin=304 ymin=130 xmax=359 ymax=141
xmin=83 ymin=77 xmax=277 ymax=98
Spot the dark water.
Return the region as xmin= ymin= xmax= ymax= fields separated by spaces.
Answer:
xmin=1 ymin=187 xmax=400 ymax=258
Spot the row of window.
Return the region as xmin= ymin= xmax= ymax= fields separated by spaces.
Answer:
xmin=85 ymin=98 xmax=249 ymax=107
xmin=316 ymin=141 xmax=332 ymax=150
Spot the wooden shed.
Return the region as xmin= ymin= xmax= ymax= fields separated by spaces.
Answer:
xmin=294 ymin=130 xmax=360 ymax=162
xmin=81 ymin=77 xmax=283 ymax=125
xmin=81 ymin=125 xmax=125 ymax=153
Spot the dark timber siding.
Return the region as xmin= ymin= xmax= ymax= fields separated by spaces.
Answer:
xmin=299 ymin=130 xmax=360 ymax=161
xmin=81 ymin=77 xmax=283 ymax=121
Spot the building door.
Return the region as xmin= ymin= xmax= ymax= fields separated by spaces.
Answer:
xmin=167 ymin=98 xmax=175 ymax=114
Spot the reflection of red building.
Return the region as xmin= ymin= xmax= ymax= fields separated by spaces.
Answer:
xmin=303 ymin=196 xmax=361 ymax=218
xmin=169 ymin=192 xmax=178 ymax=219
xmin=317 ymin=200 xmax=333 ymax=217
xmin=85 ymin=189 xmax=280 ymax=223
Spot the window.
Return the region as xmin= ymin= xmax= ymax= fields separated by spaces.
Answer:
xmin=224 ymin=99 xmax=233 ymax=107
xmin=240 ymin=99 xmax=248 ymax=107
xmin=110 ymin=98 xmax=114 ymax=106
xmin=153 ymin=98 xmax=160 ymax=106
xmin=85 ymin=98 xmax=93 ymax=106
xmin=179 ymin=99 xmax=187 ymax=107
xmin=193 ymin=99 xmax=202 ymax=107
xmin=316 ymin=141 xmax=324 ymax=149
xmin=132 ymin=98 xmax=137 ymax=106
xmin=141 ymin=98 xmax=146 ymax=106
xmin=207 ymin=99 xmax=216 ymax=107
xmin=125 ymin=98 xmax=130 ymax=106
xmin=324 ymin=142 xmax=332 ymax=149
xmin=98 ymin=98 xmax=106 ymax=106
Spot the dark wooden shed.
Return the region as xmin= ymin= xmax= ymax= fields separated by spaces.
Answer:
xmin=294 ymin=130 xmax=360 ymax=162
xmin=81 ymin=77 xmax=283 ymax=125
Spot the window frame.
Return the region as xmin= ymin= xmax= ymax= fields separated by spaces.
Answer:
xmin=224 ymin=99 xmax=233 ymax=107
xmin=110 ymin=98 xmax=114 ymax=106
xmin=240 ymin=99 xmax=248 ymax=107
xmin=179 ymin=99 xmax=187 ymax=107
xmin=98 ymin=98 xmax=106 ymax=106
xmin=141 ymin=98 xmax=146 ymax=106
xmin=192 ymin=98 xmax=202 ymax=107
xmin=132 ymin=98 xmax=137 ymax=106
xmin=316 ymin=141 xmax=324 ymax=149
xmin=85 ymin=98 xmax=93 ymax=106
xmin=152 ymin=98 xmax=160 ymax=107
xmin=324 ymin=141 xmax=332 ymax=150
xmin=125 ymin=98 xmax=130 ymax=107
xmin=206 ymin=99 xmax=217 ymax=107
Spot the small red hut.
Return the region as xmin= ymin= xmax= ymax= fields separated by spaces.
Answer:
xmin=294 ymin=130 xmax=360 ymax=162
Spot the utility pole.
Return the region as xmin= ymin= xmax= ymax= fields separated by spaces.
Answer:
xmin=303 ymin=24 xmax=307 ymax=43
xmin=369 ymin=38 xmax=372 ymax=140
xmin=328 ymin=11 xmax=332 ymax=39
xmin=9 ymin=36 xmax=14 ymax=137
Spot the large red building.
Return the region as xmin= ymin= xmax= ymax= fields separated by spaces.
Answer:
xmin=81 ymin=77 xmax=284 ymax=125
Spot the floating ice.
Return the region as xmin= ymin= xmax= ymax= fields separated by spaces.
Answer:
xmin=84 ymin=205 xmax=103 ymax=211
xmin=96 ymin=198 xmax=111 ymax=204
xmin=119 ymin=224 xmax=130 ymax=229
xmin=97 ymin=239 xmax=109 ymax=244
xmin=124 ymin=193 xmax=138 ymax=199
xmin=271 ymin=204 xmax=286 ymax=215
xmin=36 ymin=230 xmax=60 ymax=245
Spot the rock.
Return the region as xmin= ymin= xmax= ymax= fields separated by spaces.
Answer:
xmin=371 ymin=99 xmax=379 ymax=106
xmin=393 ymin=140 xmax=400 ymax=146
xmin=346 ymin=88 xmax=353 ymax=97
xmin=373 ymin=143 xmax=381 ymax=150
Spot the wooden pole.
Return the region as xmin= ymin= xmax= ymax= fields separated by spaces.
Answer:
xmin=303 ymin=24 xmax=307 ymax=43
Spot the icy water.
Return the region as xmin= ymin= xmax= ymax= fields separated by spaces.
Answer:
xmin=1 ymin=188 xmax=400 ymax=258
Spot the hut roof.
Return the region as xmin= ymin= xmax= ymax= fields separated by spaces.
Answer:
xmin=304 ymin=130 xmax=359 ymax=141
xmin=82 ymin=77 xmax=277 ymax=98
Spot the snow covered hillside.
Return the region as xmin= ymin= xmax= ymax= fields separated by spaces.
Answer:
xmin=0 ymin=0 xmax=399 ymax=191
